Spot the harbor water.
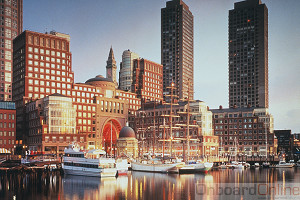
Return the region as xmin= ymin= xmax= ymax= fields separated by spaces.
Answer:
xmin=0 ymin=168 xmax=299 ymax=199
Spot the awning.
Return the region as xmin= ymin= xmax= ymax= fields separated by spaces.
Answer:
xmin=0 ymin=148 xmax=11 ymax=154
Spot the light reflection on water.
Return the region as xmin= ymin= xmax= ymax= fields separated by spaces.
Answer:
xmin=0 ymin=168 xmax=299 ymax=199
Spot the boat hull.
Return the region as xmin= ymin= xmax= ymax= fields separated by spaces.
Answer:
xmin=275 ymin=165 xmax=294 ymax=168
xmin=179 ymin=162 xmax=213 ymax=174
xmin=131 ymin=162 xmax=180 ymax=173
xmin=63 ymin=166 xmax=117 ymax=177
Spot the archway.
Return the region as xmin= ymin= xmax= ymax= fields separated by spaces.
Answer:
xmin=102 ymin=119 xmax=122 ymax=155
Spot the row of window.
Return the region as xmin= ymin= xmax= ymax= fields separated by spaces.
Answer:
xmin=45 ymin=136 xmax=84 ymax=143
xmin=0 ymin=122 xmax=14 ymax=128
xmin=0 ymin=113 xmax=14 ymax=119
xmin=0 ymin=131 xmax=14 ymax=136
xmin=0 ymin=139 xmax=14 ymax=145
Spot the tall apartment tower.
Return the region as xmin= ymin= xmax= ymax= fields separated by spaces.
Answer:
xmin=161 ymin=0 xmax=194 ymax=101
xmin=119 ymin=49 xmax=139 ymax=91
xmin=229 ymin=0 xmax=268 ymax=108
xmin=106 ymin=47 xmax=117 ymax=87
xmin=0 ymin=0 xmax=23 ymax=101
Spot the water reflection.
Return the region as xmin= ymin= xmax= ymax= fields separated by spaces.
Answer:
xmin=0 ymin=168 xmax=299 ymax=199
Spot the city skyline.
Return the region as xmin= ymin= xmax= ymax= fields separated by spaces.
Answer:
xmin=23 ymin=0 xmax=300 ymax=132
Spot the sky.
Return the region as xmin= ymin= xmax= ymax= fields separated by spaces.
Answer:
xmin=23 ymin=0 xmax=300 ymax=133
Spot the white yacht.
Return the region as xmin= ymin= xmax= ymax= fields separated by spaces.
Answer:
xmin=62 ymin=146 xmax=117 ymax=177
xmin=275 ymin=161 xmax=294 ymax=168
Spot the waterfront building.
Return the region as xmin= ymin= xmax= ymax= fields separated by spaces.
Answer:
xmin=119 ymin=50 xmax=139 ymax=91
xmin=161 ymin=0 xmax=194 ymax=101
xmin=0 ymin=0 xmax=23 ymax=101
xmin=12 ymin=30 xmax=74 ymax=143
xmin=134 ymin=100 xmax=218 ymax=159
xmin=132 ymin=58 xmax=163 ymax=102
xmin=274 ymin=130 xmax=293 ymax=158
xmin=25 ymin=93 xmax=86 ymax=155
xmin=0 ymin=101 xmax=16 ymax=153
xmin=228 ymin=0 xmax=268 ymax=108
xmin=116 ymin=126 xmax=138 ymax=158
xmin=12 ymin=30 xmax=141 ymax=153
xmin=210 ymin=106 xmax=277 ymax=158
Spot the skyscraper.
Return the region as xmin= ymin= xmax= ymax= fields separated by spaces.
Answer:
xmin=119 ymin=50 xmax=139 ymax=91
xmin=0 ymin=0 xmax=23 ymax=101
xmin=161 ymin=0 xmax=193 ymax=101
xmin=228 ymin=0 xmax=268 ymax=108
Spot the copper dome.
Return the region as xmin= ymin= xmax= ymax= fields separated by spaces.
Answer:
xmin=119 ymin=126 xmax=136 ymax=138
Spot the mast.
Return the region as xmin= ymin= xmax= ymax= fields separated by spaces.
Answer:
xmin=186 ymin=80 xmax=190 ymax=161
xmin=265 ymin=118 xmax=268 ymax=161
xmin=153 ymin=101 xmax=156 ymax=157
xmin=110 ymin=120 xmax=113 ymax=157
xmin=170 ymin=82 xmax=174 ymax=157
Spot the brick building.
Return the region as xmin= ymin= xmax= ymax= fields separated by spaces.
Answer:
xmin=132 ymin=58 xmax=163 ymax=102
xmin=0 ymin=101 xmax=16 ymax=153
xmin=210 ymin=107 xmax=277 ymax=158
xmin=12 ymin=30 xmax=141 ymax=153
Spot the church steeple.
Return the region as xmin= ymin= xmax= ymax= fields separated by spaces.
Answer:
xmin=106 ymin=46 xmax=117 ymax=86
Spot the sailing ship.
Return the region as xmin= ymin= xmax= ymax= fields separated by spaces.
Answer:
xmin=176 ymin=80 xmax=213 ymax=173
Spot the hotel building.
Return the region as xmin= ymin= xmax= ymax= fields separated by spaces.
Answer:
xmin=13 ymin=30 xmax=141 ymax=154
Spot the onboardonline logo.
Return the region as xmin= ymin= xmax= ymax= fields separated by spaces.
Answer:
xmin=195 ymin=183 xmax=300 ymax=199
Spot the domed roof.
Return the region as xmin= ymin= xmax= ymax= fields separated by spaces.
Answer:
xmin=85 ymin=75 xmax=113 ymax=84
xmin=119 ymin=126 xmax=136 ymax=138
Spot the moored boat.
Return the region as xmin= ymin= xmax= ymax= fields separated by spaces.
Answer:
xmin=62 ymin=146 xmax=117 ymax=177
xmin=131 ymin=160 xmax=183 ymax=173
xmin=275 ymin=161 xmax=294 ymax=168
xmin=179 ymin=161 xmax=213 ymax=174
xmin=116 ymin=159 xmax=129 ymax=176
xmin=262 ymin=162 xmax=270 ymax=168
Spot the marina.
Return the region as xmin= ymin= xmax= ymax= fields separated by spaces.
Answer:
xmin=0 ymin=167 xmax=299 ymax=199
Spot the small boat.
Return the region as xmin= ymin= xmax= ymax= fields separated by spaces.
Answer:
xmin=254 ymin=163 xmax=260 ymax=168
xmin=275 ymin=161 xmax=294 ymax=168
xmin=227 ymin=161 xmax=244 ymax=169
xmin=296 ymin=160 xmax=300 ymax=167
xmin=238 ymin=162 xmax=250 ymax=168
xmin=179 ymin=161 xmax=213 ymax=173
xmin=218 ymin=162 xmax=228 ymax=169
xmin=131 ymin=160 xmax=184 ymax=173
xmin=62 ymin=145 xmax=117 ymax=177
xmin=262 ymin=162 xmax=270 ymax=168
